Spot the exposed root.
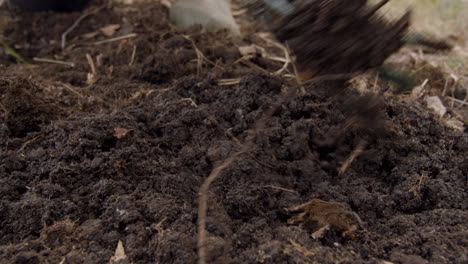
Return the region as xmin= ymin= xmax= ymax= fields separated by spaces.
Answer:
xmin=338 ymin=139 xmax=367 ymax=176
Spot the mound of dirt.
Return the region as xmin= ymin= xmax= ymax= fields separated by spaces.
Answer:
xmin=0 ymin=1 xmax=466 ymax=264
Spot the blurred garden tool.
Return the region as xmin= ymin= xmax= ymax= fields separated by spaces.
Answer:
xmin=250 ymin=0 xmax=452 ymax=90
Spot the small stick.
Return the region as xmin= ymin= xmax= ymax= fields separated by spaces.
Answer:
xmin=129 ymin=45 xmax=137 ymax=66
xmin=33 ymin=57 xmax=75 ymax=67
xmin=92 ymin=33 xmax=138 ymax=45
xmin=442 ymin=78 xmax=449 ymax=96
xmin=263 ymin=185 xmax=296 ymax=193
xmin=257 ymin=34 xmax=292 ymax=75
xmin=18 ymin=136 xmax=40 ymax=152
xmin=447 ymin=96 xmax=468 ymax=107
xmin=59 ymin=82 xmax=84 ymax=98
xmin=218 ymin=79 xmax=240 ymax=86
xmin=86 ymin=54 xmax=96 ymax=74
xmin=338 ymin=139 xmax=367 ymax=175
xmin=197 ymin=154 xmax=240 ymax=264
xmin=61 ymin=4 xmax=108 ymax=49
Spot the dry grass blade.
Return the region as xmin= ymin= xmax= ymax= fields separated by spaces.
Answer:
xmin=447 ymin=96 xmax=468 ymax=107
xmin=129 ymin=45 xmax=137 ymax=66
xmin=0 ymin=39 xmax=29 ymax=64
xmin=33 ymin=57 xmax=75 ymax=67
xmin=262 ymin=185 xmax=297 ymax=193
xmin=92 ymin=33 xmax=138 ymax=45
xmin=338 ymin=139 xmax=367 ymax=175
xmin=257 ymin=33 xmax=292 ymax=75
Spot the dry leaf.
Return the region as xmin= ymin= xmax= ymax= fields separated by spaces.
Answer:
xmin=113 ymin=127 xmax=130 ymax=139
xmin=425 ymin=96 xmax=446 ymax=118
xmin=100 ymin=24 xmax=121 ymax=37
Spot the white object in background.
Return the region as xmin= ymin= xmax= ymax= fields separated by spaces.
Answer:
xmin=170 ymin=0 xmax=240 ymax=36
xmin=425 ymin=96 xmax=447 ymax=118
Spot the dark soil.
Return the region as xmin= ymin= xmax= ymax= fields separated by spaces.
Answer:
xmin=0 ymin=1 xmax=467 ymax=264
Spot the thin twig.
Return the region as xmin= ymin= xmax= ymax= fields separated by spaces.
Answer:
xmin=218 ymin=78 xmax=240 ymax=86
xmin=86 ymin=54 xmax=98 ymax=84
xmin=442 ymin=78 xmax=449 ymax=96
xmin=61 ymin=4 xmax=108 ymax=49
xmin=338 ymin=139 xmax=367 ymax=175
xmin=58 ymin=82 xmax=84 ymax=98
xmin=33 ymin=57 xmax=75 ymax=67
xmin=129 ymin=45 xmax=137 ymax=66
xmin=17 ymin=136 xmax=40 ymax=152
xmin=183 ymin=35 xmax=224 ymax=76
xmin=256 ymin=34 xmax=292 ymax=75
xmin=263 ymin=185 xmax=297 ymax=193
xmin=197 ymin=154 xmax=240 ymax=264
xmin=92 ymin=33 xmax=138 ymax=45
xmin=86 ymin=54 xmax=96 ymax=74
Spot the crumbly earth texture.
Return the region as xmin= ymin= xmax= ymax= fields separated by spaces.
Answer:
xmin=0 ymin=1 xmax=467 ymax=264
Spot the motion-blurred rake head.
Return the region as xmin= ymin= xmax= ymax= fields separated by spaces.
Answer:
xmin=272 ymin=0 xmax=411 ymax=76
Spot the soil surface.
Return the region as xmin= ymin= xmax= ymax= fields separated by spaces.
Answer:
xmin=0 ymin=1 xmax=467 ymax=264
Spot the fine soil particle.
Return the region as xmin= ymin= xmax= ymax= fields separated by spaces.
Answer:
xmin=0 ymin=1 xmax=467 ymax=264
